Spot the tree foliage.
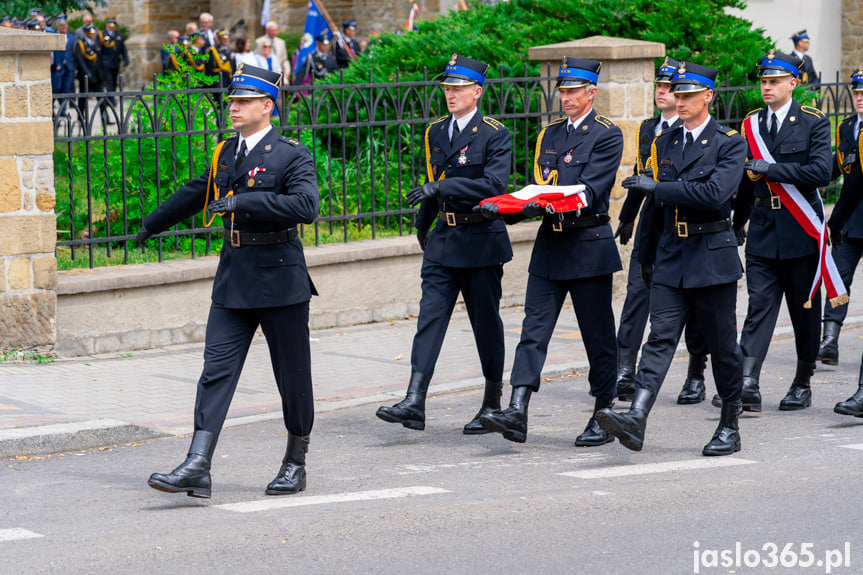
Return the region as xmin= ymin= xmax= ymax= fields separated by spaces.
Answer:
xmin=343 ymin=0 xmax=772 ymax=86
xmin=0 ymin=0 xmax=106 ymax=19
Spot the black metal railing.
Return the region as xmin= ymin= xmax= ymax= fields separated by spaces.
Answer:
xmin=52 ymin=69 xmax=857 ymax=269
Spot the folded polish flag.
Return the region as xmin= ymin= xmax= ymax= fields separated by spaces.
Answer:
xmin=479 ymin=184 xmax=588 ymax=214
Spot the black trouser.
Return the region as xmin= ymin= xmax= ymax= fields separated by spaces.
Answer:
xmin=740 ymin=253 xmax=821 ymax=363
xmin=636 ymin=281 xmax=742 ymax=401
xmin=617 ymin=241 xmax=708 ymax=356
xmin=822 ymin=236 xmax=862 ymax=324
xmin=194 ymin=302 xmax=314 ymax=437
xmin=410 ymin=261 xmax=505 ymax=382
xmin=510 ymin=273 xmax=616 ymax=398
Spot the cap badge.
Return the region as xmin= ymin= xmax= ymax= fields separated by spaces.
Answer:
xmin=449 ymin=54 xmax=457 ymax=65
xmin=678 ymin=63 xmax=686 ymax=74
xmin=768 ymin=49 xmax=775 ymax=59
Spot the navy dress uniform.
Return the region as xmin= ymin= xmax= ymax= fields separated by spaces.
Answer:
xmin=733 ymin=51 xmax=833 ymax=412
xmin=334 ymin=19 xmax=362 ymax=69
xmin=376 ymin=55 xmax=513 ymax=434
xmin=817 ymin=68 xmax=863 ymax=366
xmin=73 ymin=25 xmax=102 ymax=115
xmin=791 ymin=30 xmax=820 ymax=89
xmin=615 ymin=58 xmax=709 ymax=405
xmin=206 ymin=30 xmax=235 ymax=87
xmin=140 ymin=65 xmax=320 ymax=498
xmin=99 ymin=18 xmax=128 ymax=101
xmin=478 ymin=58 xmax=623 ymax=446
xmin=597 ymin=62 xmax=748 ymax=456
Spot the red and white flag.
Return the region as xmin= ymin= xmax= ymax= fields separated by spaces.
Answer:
xmin=406 ymin=3 xmax=420 ymax=31
xmin=480 ymin=184 xmax=587 ymax=214
xmin=743 ymin=114 xmax=848 ymax=308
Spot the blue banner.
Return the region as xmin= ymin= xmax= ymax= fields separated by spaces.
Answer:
xmin=296 ymin=0 xmax=331 ymax=72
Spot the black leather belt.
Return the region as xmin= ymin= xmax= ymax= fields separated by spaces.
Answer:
xmin=665 ymin=219 xmax=731 ymax=237
xmin=225 ymin=228 xmax=298 ymax=247
xmin=439 ymin=210 xmax=486 ymax=226
xmin=754 ymin=196 xmax=783 ymax=210
xmin=543 ymin=213 xmax=610 ymax=232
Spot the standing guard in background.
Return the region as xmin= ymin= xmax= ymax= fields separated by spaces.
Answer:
xmin=73 ymin=24 xmax=102 ymax=118
xmin=99 ymin=17 xmax=128 ymax=109
xmin=479 ymin=58 xmax=623 ymax=446
xmin=137 ymin=64 xmax=320 ymax=498
xmin=375 ymin=55 xmax=513 ymax=434
xmin=817 ymin=68 xmax=863 ymax=367
xmin=185 ymin=31 xmax=208 ymax=72
xmin=730 ymin=51 xmax=839 ymax=413
xmin=597 ymin=62 xmax=747 ymax=456
xmin=791 ymin=30 xmax=820 ymax=90
xmin=615 ymin=58 xmax=710 ymax=406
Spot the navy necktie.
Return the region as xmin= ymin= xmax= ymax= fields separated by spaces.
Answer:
xmin=451 ymin=121 xmax=460 ymax=143
xmin=683 ymin=132 xmax=694 ymax=160
xmin=769 ymin=112 xmax=778 ymax=140
xmin=234 ymin=141 xmax=247 ymax=171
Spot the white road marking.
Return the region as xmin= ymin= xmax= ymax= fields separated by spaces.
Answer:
xmin=0 ymin=529 xmax=43 ymax=542
xmin=217 ymin=486 xmax=450 ymax=513
xmin=559 ymin=458 xmax=755 ymax=479
xmin=839 ymin=443 xmax=863 ymax=451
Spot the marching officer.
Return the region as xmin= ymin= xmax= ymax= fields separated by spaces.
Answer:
xmin=163 ymin=35 xmax=186 ymax=73
xmin=478 ymin=57 xmax=623 ymax=446
xmin=205 ymin=30 xmax=234 ymax=86
xmin=817 ymin=67 xmax=863 ymax=366
xmin=99 ymin=17 xmax=128 ymax=105
xmin=138 ymin=64 xmax=320 ymax=498
xmin=791 ymin=30 xmax=820 ymax=89
xmin=597 ymin=62 xmax=747 ymax=456
xmin=72 ymin=24 xmax=102 ymax=117
xmin=375 ymin=55 xmax=513 ymax=434
xmin=731 ymin=51 xmax=836 ymax=412
xmin=334 ymin=19 xmax=362 ymax=69
xmin=615 ymin=57 xmax=710 ymax=405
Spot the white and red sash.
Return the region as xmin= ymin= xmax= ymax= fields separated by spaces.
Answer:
xmin=480 ymin=184 xmax=587 ymax=214
xmin=743 ymin=114 xmax=848 ymax=308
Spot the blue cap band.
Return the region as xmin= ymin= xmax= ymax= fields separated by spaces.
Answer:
xmin=231 ymin=74 xmax=279 ymax=99
xmin=444 ymin=64 xmax=485 ymax=85
xmin=658 ymin=65 xmax=676 ymax=77
xmin=673 ymin=72 xmax=714 ymax=90
xmin=760 ymin=57 xmax=799 ymax=77
xmin=853 ymin=73 xmax=863 ymax=84
xmin=796 ymin=32 xmax=809 ymax=41
xmin=558 ymin=67 xmax=599 ymax=84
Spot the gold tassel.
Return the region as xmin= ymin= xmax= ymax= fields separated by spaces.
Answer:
xmin=829 ymin=294 xmax=850 ymax=308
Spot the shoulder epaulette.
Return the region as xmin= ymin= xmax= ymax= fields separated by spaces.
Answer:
xmin=278 ymin=135 xmax=299 ymax=146
xmin=594 ymin=114 xmax=614 ymax=128
xmin=716 ymin=124 xmax=738 ymax=137
xmin=225 ymin=133 xmax=238 ymax=140
xmin=547 ymin=116 xmax=567 ymax=128
xmin=482 ymin=116 xmax=504 ymax=130
xmin=745 ymin=108 xmax=761 ymax=119
xmin=429 ymin=116 xmax=448 ymax=127
xmin=801 ymin=105 xmax=825 ymax=118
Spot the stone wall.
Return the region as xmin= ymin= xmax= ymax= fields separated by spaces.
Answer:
xmin=842 ymin=0 xmax=863 ymax=78
xmin=0 ymin=29 xmax=62 ymax=352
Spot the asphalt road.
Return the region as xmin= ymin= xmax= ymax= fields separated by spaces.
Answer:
xmin=3 ymin=331 xmax=863 ymax=574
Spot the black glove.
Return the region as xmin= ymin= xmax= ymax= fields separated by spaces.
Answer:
xmin=744 ymin=159 xmax=771 ymax=175
xmin=621 ymin=174 xmax=656 ymax=194
xmin=734 ymin=226 xmax=746 ymax=246
xmin=134 ymin=226 xmax=152 ymax=248
xmin=474 ymin=202 xmax=501 ymax=220
xmin=615 ymin=220 xmax=634 ymax=245
xmin=406 ymin=181 xmax=440 ymax=205
xmin=417 ymin=228 xmax=429 ymax=251
xmin=640 ymin=264 xmax=654 ymax=289
xmin=522 ymin=201 xmax=547 ymax=218
xmin=206 ymin=195 xmax=237 ymax=218
xmin=830 ymin=226 xmax=843 ymax=250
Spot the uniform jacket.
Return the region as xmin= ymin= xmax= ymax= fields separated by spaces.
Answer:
xmin=416 ymin=112 xmax=513 ymax=268
xmin=526 ymin=109 xmax=623 ymax=280
xmin=205 ymin=45 xmax=234 ymax=84
xmin=99 ymin=30 xmax=129 ymax=71
xmin=334 ymin=37 xmax=362 ymax=69
xmin=640 ymin=117 xmax=746 ymax=289
xmin=73 ymin=37 xmax=101 ymax=84
xmin=619 ymin=115 xmax=683 ymax=228
xmin=800 ymin=54 xmax=820 ymax=89
xmin=143 ymin=128 xmax=320 ymax=309
xmin=827 ymin=114 xmax=863 ymax=239
xmin=734 ymin=101 xmax=832 ymax=259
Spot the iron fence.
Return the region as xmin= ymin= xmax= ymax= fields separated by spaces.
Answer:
xmin=52 ymin=69 xmax=857 ymax=269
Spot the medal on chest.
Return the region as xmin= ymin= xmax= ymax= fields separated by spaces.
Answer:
xmin=564 ymin=149 xmax=573 ymax=164
xmin=457 ymin=145 xmax=469 ymax=165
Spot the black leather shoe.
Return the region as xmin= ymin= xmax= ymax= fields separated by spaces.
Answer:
xmin=575 ymin=396 xmax=614 ymax=447
xmin=480 ymin=386 xmax=531 ymax=443
xmin=702 ymin=400 xmax=741 ymax=456
xmin=616 ymin=347 xmax=637 ymax=402
xmin=740 ymin=357 xmax=763 ymax=412
xmin=817 ymin=320 xmax=840 ymax=366
xmin=595 ymin=387 xmax=656 ymax=452
xmin=778 ymin=361 xmax=814 ymax=411
xmin=266 ymin=434 xmax=309 ymax=495
xmin=678 ymin=354 xmax=707 ymax=404
xmin=148 ymin=430 xmax=217 ymax=498
xmin=464 ymin=380 xmax=502 ymax=434
xmin=376 ymin=372 xmax=430 ymax=430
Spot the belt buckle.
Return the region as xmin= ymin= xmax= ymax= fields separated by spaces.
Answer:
xmin=677 ymin=221 xmax=689 ymax=238
xmin=446 ymin=212 xmax=456 ymax=226
xmin=230 ymin=229 xmax=240 ymax=247
xmin=770 ymin=196 xmax=781 ymax=210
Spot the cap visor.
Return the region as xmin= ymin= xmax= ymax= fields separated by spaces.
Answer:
xmin=227 ymin=88 xmax=270 ymax=99
xmin=758 ymin=69 xmax=794 ymax=78
xmin=440 ymin=76 xmax=478 ymax=86
xmin=671 ymin=83 xmax=709 ymax=93
xmin=557 ymin=79 xmax=590 ymax=88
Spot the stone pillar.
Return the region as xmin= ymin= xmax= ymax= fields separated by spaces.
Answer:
xmin=841 ymin=0 xmax=863 ymax=79
xmin=528 ymin=36 xmax=665 ymax=294
xmin=0 ymin=29 xmax=62 ymax=353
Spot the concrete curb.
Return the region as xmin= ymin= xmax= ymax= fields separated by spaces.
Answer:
xmin=0 ymin=419 xmax=169 ymax=458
